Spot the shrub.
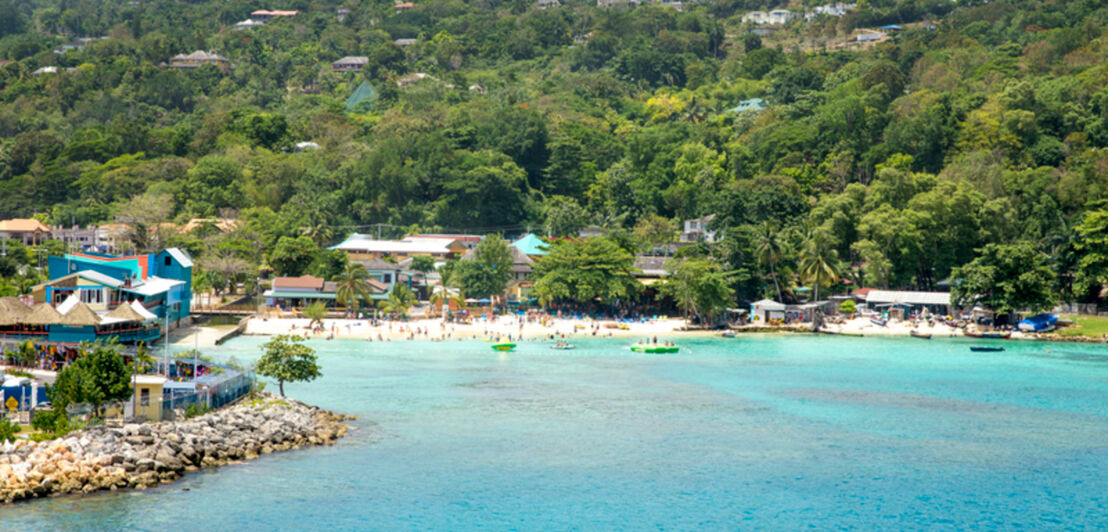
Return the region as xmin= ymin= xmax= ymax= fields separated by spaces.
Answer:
xmin=839 ymin=300 xmax=857 ymax=314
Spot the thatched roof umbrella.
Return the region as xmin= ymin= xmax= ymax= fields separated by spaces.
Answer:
xmin=22 ymin=303 xmax=63 ymax=326
xmin=0 ymin=297 xmax=31 ymax=326
xmin=59 ymin=301 xmax=102 ymax=327
xmin=105 ymin=303 xmax=145 ymax=323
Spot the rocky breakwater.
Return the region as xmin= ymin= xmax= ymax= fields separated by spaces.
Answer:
xmin=0 ymin=393 xmax=352 ymax=504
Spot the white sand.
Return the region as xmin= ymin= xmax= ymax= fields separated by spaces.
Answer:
xmin=243 ymin=315 xmax=695 ymax=342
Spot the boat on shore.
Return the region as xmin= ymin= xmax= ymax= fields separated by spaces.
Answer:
xmin=869 ymin=317 xmax=887 ymax=327
xmin=965 ymin=331 xmax=1011 ymax=339
xmin=970 ymin=346 xmax=1005 ymax=352
xmin=630 ymin=344 xmax=679 ymax=354
xmin=909 ymin=330 xmax=932 ymax=339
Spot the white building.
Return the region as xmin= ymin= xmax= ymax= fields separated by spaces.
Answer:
xmin=742 ymin=9 xmax=797 ymax=25
xmin=680 ymin=215 xmax=718 ymax=243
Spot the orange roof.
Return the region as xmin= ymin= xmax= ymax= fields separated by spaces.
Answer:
xmin=273 ymin=275 xmax=325 ymax=290
xmin=0 ymin=219 xmax=51 ymax=233
xmin=395 ymin=2 xmax=414 ymax=7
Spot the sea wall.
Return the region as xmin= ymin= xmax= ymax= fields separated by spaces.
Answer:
xmin=0 ymin=393 xmax=351 ymax=504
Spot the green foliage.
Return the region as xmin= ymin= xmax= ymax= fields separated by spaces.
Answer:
xmin=453 ymin=234 xmax=513 ymax=299
xmin=333 ymin=262 xmax=371 ymax=312
xmin=0 ymin=417 xmax=20 ymax=443
xmin=952 ymin=243 xmax=1056 ymax=315
xmin=0 ymin=0 xmax=1105 ymax=311
xmin=256 ymin=335 xmax=321 ymax=397
xmin=302 ymin=301 xmax=327 ymax=327
xmin=269 ymin=236 xmax=318 ymax=276
xmin=657 ymin=258 xmax=733 ymax=325
xmin=51 ymin=343 xmax=132 ymax=419
xmin=378 ymin=283 xmax=417 ymax=319
xmin=532 ymin=237 xmax=641 ymax=305
xmin=839 ymin=300 xmax=856 ymax=314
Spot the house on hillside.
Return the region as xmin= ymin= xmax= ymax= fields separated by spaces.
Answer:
xmin=727 ymin=98 xmax=766 ymax=114
xmin=332 ymin=56 xmax=369 ymax=73
xmin=0 ymin=219 xmax=51 ymax=245
xmin=394 ymin=38 xmax=418 ymax=46
xmin=394 ymin=2 xmax=414 ymax=13
xmin=170 ymin=51 xmax=232 ymax=72
xmin=249 ymin=10 xmax=298 ymax=21
xmin=855 ymin=31 xmax=887 ymax=42
xmin=680 ymin=215 xmax=718 ymax=243
xmin=233 ymin=19 xmax=265 ymax=30
xmin=537 ymin=0 xmax=561 ymax=8
xmin=743 ymin=9 xmax=796 ymax=25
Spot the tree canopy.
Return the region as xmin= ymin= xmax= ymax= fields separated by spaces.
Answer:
xmin=256 ymin=335 xmax=322 ymax=397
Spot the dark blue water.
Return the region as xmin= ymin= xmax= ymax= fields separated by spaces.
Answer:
xmin=5 ymin=335 xmax=1107 ymax=530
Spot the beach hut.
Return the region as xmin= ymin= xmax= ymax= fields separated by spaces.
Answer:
xmin=751 ymin=299 xmax=786 ymax=323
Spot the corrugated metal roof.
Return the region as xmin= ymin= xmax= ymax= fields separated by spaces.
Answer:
xmin=165 ymin=248 xmax=194 ymax=268
xmin=865 ymin=290 xmax=950 ymax=306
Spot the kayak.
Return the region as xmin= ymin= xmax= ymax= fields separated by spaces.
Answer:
xmin=630 ymin=344 xmax=679 ymax=354
xmin=491 ymin=343 xmax=516 ymax=351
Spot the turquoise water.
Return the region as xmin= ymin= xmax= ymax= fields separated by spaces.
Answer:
xmin=5 ymin=335 xmax=1108 ymax=530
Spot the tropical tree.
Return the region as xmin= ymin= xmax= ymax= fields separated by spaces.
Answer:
xmin=798 ymin=231 xmax=841 ymax=302
xmin=302 ymin=301 xmax=327 ymax=328
xmin=378 ymin=284 xmax=417 ymax=319
xmin=753 ymin=221 xmax=786 ymax=302
xmin=256 ymin=335 xmax=321 ymax=397
xmin=657 ymin=258 xmax=734 ymax=325
xmin=951 ymin=243 xmax=1056 ymax=318
xmin=532 ymin=237 xmax=641 ymax=305
xmin=453 ymin=235 xmax=513 ymax=299
xmin=332 ymin=262 xmax=371 ymax=313
xmin=409 ymin=255 xmax=437 ymax=295
xmin=52 ymin=342 xmax=132 ymax=419
xmin=429 ymin=284 xmax=464 ymax=318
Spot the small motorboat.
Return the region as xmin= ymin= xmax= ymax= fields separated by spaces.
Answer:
xmin=870 ymin=317 xmax=887 ymax=327
xmin=965 ymin=331 xmax=1012 ymax=339
xmin=715 ymin=331 xmax=736 ymax=338
xmin=970 ymin=346 xmax=1005 ymax=352
xmin=909 ymin=330 xmax=932 ymax=339
xmin=550 ymin=344 xmax=575 ymax=350
xmin=630 ymin=344 xmax=679 ymax=354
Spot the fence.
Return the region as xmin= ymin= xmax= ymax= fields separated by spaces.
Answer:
xmin=160 ymin=370 xmax=254 ymax=421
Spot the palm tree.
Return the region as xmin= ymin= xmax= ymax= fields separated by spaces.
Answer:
xmin=332 ymin=262 xmax=371 ymax=314
xmin=302 ymin=301 xmax=328 ymax=329
xmin=799 ymin=232 xmax=841 ymax=302
xmin=754 ymin=221 xmax=786 ymax=302
xmin=429 ymin=284 xmax=464 ymax=318
xmin=378 ymin=284 xmax=416 ymax=319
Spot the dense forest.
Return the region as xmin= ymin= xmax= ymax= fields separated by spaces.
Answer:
xmin=1 ymin=0 xmax=1107 ymax=309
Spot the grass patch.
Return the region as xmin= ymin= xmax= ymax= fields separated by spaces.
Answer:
xmin=1057 ymin=314 xmax=1108 ymax=338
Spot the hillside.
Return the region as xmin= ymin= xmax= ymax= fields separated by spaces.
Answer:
xmin=0 ymin=0 xmax=1107 ymax=306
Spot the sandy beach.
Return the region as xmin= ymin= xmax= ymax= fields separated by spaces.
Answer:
xmin=242 ymin=315 xmax=696 ymax=344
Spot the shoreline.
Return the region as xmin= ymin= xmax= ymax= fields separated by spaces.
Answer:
xmin=0 ymin=392 xmax=352 ymax=504
xmin=226 ymin=315 xmax=1108 ymax=346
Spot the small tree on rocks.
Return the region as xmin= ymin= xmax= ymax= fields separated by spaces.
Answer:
xmin=256 ymin=335 xmax=321 ymax=397
xmin=52 ymin=342 xmax=132 ymax=419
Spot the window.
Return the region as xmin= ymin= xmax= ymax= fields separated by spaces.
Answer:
xmin=80 ymin=289 xmax=103 ymax=305
xmin=140 ymin=388 xmax=149 ymax=406
xmin=165 ymin=256 xmax=172 ymax=266
xmin=383 ymin=274 xmax=392 ymax=283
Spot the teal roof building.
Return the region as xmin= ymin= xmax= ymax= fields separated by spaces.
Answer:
xmin=512 ymin=234 xmax=549 ymax=256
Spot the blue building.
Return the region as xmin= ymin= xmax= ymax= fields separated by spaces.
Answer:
xmin=40 ymin=248 xmax=192 ymax=323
